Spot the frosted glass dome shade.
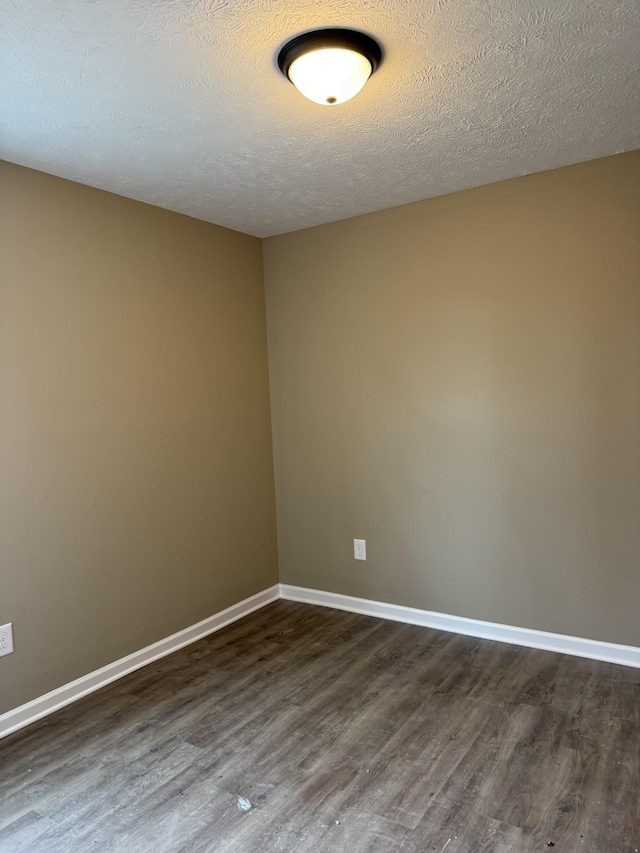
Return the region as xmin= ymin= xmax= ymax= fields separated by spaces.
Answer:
xmin=277 ymin=29 xmax=382 ymax=107
xmin=288 ymin=47 xmax=373 ymax=106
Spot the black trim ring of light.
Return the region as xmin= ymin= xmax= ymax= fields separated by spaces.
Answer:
xmin=277 ymin=28 xmax=383 ymax=82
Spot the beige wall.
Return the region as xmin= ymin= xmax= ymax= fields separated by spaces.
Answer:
xmin=0 ymin=163 xmax=278 ymax=713
xmin=264 ymin=152 xmax=640 ymax=647
xmin=2 ymin=152 xmax=638 ymax=717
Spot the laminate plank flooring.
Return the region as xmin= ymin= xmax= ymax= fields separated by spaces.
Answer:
xmin=1 ymin=601 xmax=638 ymax=852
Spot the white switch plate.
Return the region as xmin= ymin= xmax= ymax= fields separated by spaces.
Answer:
xmin=354 ymin=539 xmax=367 ymax=561
xmin=0 ymin=623 xmax=14 ymax=657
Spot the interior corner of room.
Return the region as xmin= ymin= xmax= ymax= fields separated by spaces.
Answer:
xmin=1 ymin=150 xmax=639 ymax=731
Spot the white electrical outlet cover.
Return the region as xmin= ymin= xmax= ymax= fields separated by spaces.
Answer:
xmin=354 ymin=539 xmax=367 ymax=561
xmin=0 ymin=623 xmax=14 ymax=657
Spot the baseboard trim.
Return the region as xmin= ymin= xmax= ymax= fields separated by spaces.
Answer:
xmin=4 ymin=581 xmax=638 ymax=741
xmin=0 ymin=584 xmax=280 ymax=741
xmin=279 ymin=584 xmax=640 ymax=669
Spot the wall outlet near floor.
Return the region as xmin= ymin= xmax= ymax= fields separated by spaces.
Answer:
xmin=354 ymin=539 xmax=367 ymax=561
xmin=0 ymin=623 xmax=14 ymax=657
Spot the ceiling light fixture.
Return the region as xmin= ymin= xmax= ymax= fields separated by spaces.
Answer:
xmin=277 ymin=28 xmax=382 ymax=106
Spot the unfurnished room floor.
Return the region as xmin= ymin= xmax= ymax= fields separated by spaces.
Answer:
xmin=0 ymin=601 xmax=638 ymax=853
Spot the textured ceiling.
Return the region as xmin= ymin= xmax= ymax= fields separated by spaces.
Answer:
xmin=2 ymin=0 xmax=639 ymax=237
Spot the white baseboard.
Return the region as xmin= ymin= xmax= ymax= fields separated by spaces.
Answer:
xmin=279 ymin=584 xmax=640 ymax=669
xmin=0 ymin=585 xmax=280 ymax=741
xmin=4 ymin=581 xmax=638 ymax=741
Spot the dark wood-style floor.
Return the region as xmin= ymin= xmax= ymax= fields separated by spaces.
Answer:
xmin=0 ymin=601 xmax=638 ymax=852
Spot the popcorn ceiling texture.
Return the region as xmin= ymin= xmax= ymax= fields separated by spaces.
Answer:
xmin=1 ymin=0 xmax=639 ymax=237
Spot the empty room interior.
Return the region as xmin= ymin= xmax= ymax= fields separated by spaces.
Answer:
xmin=1 ymin=1 xmax=639 ymax=851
